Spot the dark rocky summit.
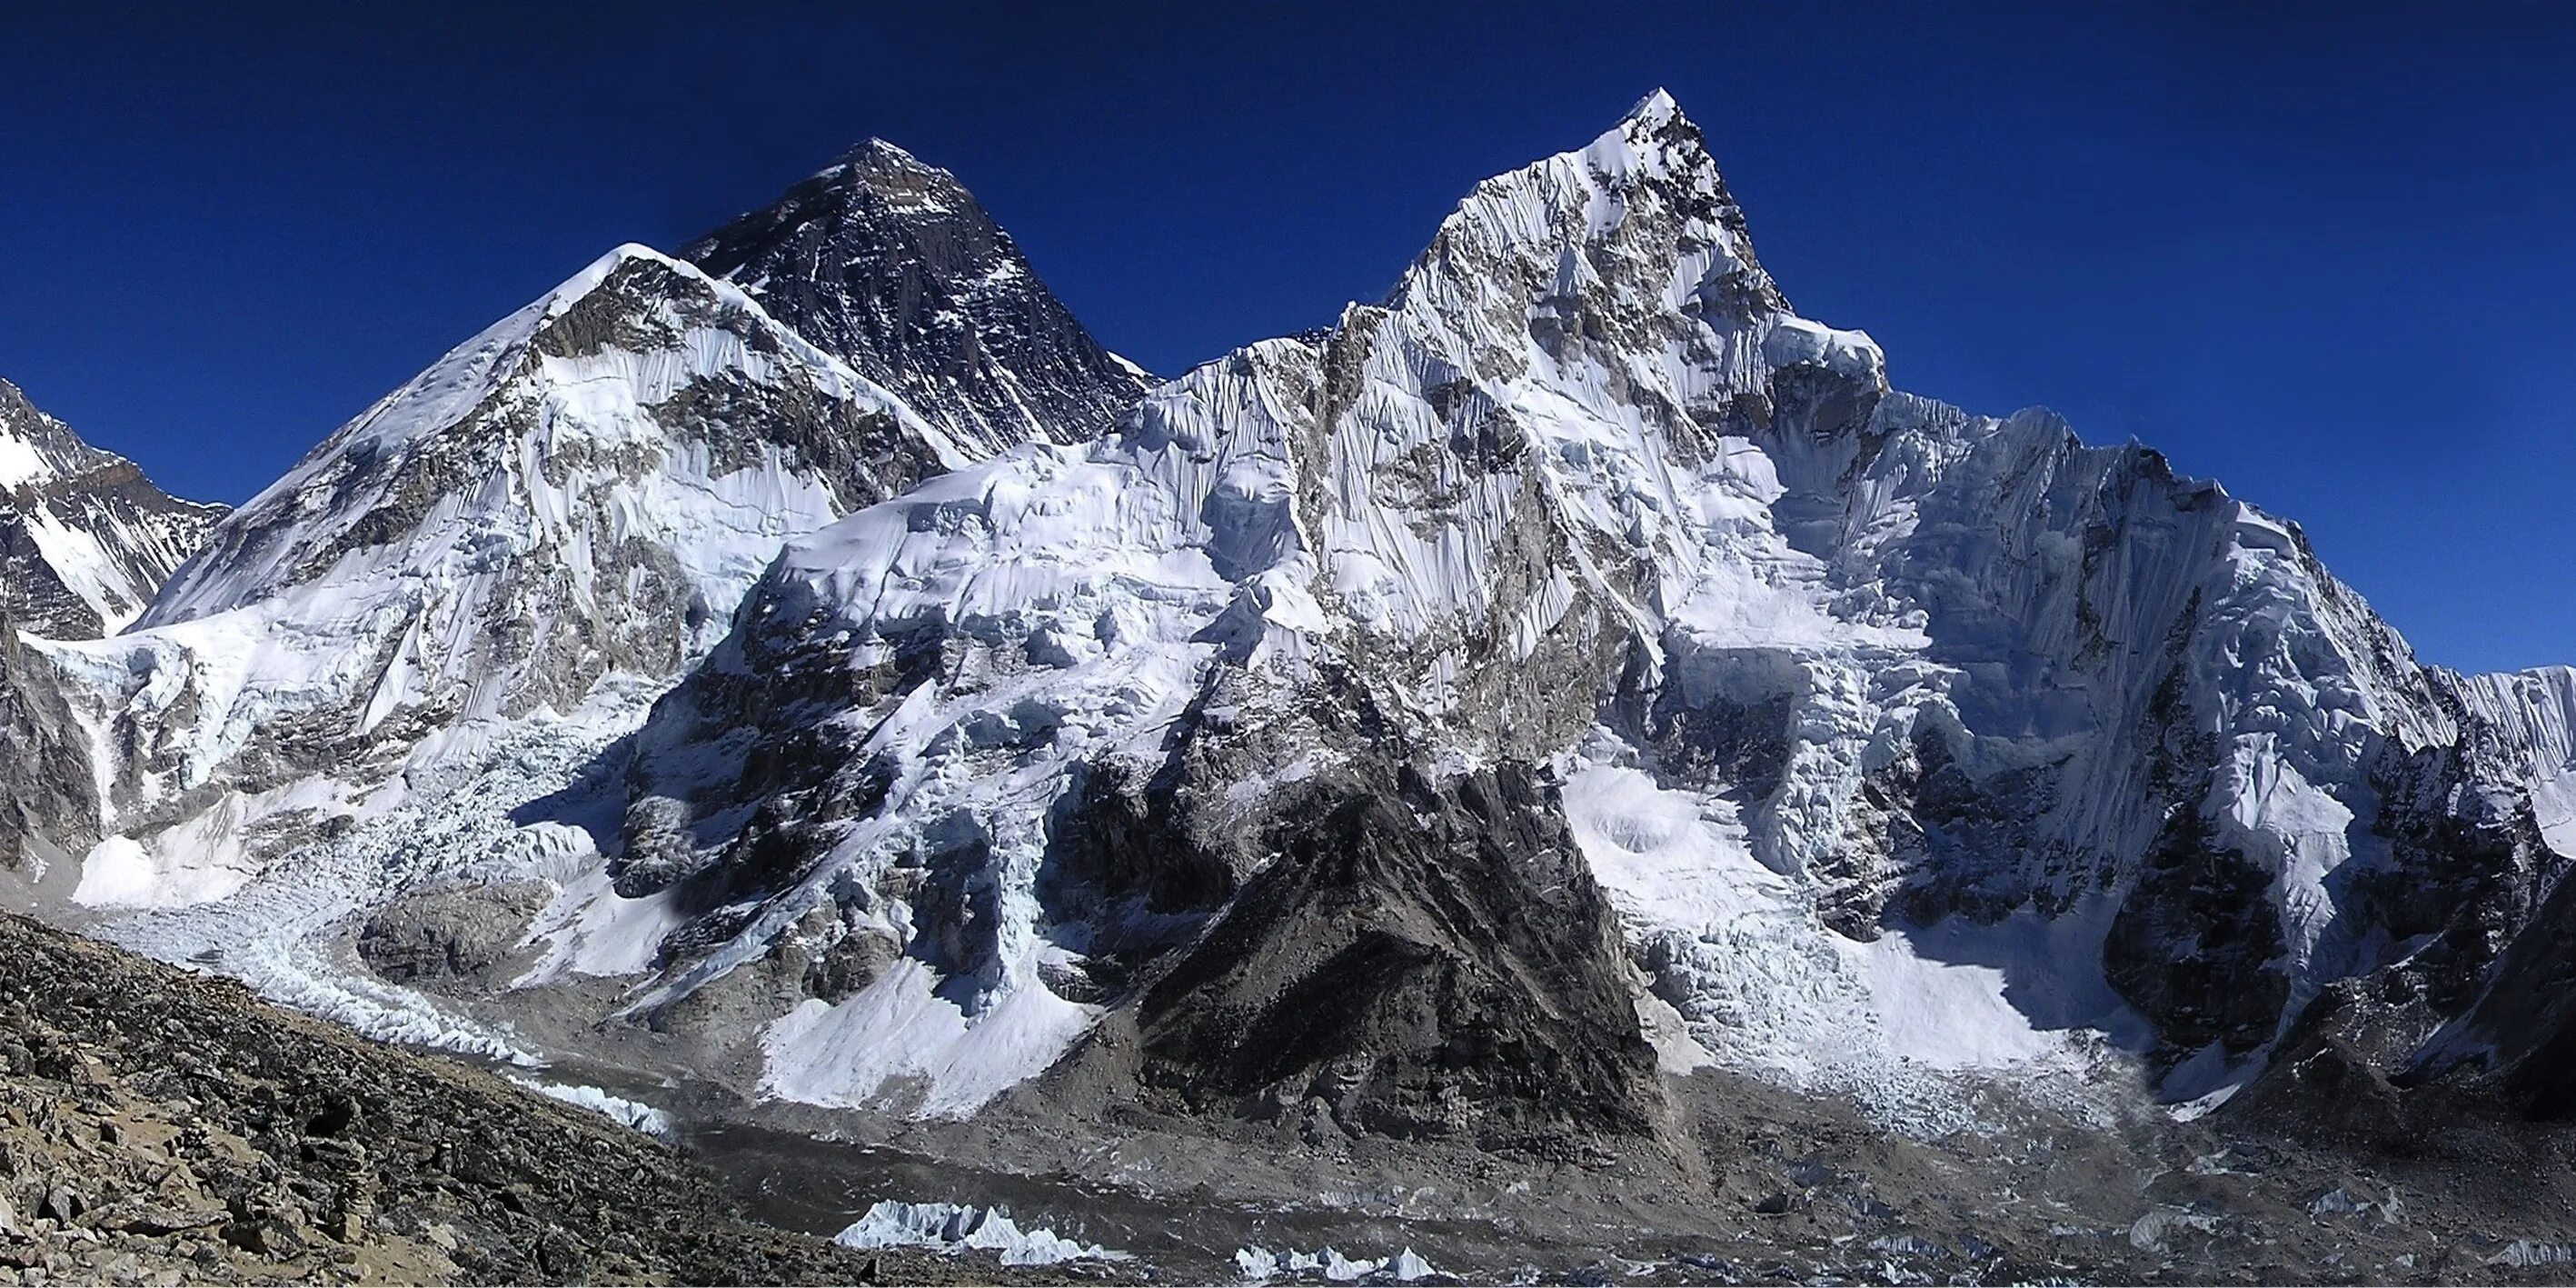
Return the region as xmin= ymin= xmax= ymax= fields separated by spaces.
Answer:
xmin=684 ymin=139 xmax=1153 ymax=454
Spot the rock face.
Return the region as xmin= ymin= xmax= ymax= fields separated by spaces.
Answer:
xmin=0 ymin=378 xmax=224 ymax=640
xmin=1132 ymin=762 xmax=1662 ymax=1154
xmin=0 ymin=604 xmax=100 ymax=867
xmin=354 ymin=882 xmax=552 ymax=986
xmin=684 ymin=139 xmax=1154 ymax=454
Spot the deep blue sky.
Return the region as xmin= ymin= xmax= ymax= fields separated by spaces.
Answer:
xmin=3 ymin=4 xmax=2570 ymax=673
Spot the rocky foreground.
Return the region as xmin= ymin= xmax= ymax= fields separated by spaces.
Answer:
xmin=0 ymin=912 xmax=1059 ymax=1286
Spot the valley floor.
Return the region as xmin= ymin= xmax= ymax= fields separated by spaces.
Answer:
xmin=13 ymin=898 xmax=2576 ymax=1285
xmin=675 ymin=1050 xmax=2576 ymax=1285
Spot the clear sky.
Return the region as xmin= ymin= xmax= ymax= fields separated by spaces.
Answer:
xmin=3 ymin=3 xmax=2570 ymax=673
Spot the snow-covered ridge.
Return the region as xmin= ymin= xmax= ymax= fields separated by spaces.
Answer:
xmin=27 ymin=244 xmax=990 ymax=909
xmin=0 ymin=378 xmax=225 ymax=639
xmin=143 ymin=244 xmax=965 ymax=628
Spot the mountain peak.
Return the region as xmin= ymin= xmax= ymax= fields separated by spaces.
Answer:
xmin=1388 ymin=86 xmax=1790 ymax=332
xmin=681 ymin=141 xmax=1151 ymax=453
xmin=1582 ymin=86 xmax=1719 ymax=188
xmin=1622 ymin=86 xmax=1685 ymax=130
xmin=798 ymin=138 xmax=951 ymax=199
xmin=0 ymin=378 xmax=223 ymax=638
xmin=835 ymin=136 xmax=934 ymax=173
xmin=0 ymin=377 xmax=110 ymax=490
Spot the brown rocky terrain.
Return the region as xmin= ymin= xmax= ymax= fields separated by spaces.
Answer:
xmin=0 ymin=911 xmax=1063 ymax=1286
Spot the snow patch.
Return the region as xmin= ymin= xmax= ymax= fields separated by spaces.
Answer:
xmin=758 ymin=958 xmax=1098 ymax=1118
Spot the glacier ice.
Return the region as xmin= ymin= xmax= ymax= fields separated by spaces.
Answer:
xmin=506 ymin=1074 xmax=677 ymax=1141
xmin=831 ymin=1200 xmax=1127 ymax=1265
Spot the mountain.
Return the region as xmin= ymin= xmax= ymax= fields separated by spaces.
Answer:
xmin=13 ymin=91 xmax=2576 ymax=1282
xmin=0 ymin=378 xmax=224 ymax=639
xmin=683 ymin=139 xmax=1154 ymax=455
xmin=604 ymin=90 xmax=2576 ymax=1136
xmin=15 ymin=244 xmax=991 ymax=897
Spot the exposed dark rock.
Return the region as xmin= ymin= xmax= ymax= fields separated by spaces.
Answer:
xmin=685 ymin=140 xmax=1153 ymax=454
xmin=2104 ymin=807 xmax=2293 ymax=1067
xmin=1136 ymin=761 xmax=1664 ymax=1155
xmin=355 ymin=882 xmax=552 ymax=987
xmin=0 ymin=602 xmax=100 ymax=866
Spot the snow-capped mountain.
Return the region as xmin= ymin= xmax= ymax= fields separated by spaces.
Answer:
xmin=684 ymin=139 xmax=1154 ymax=454
xmin=0 ymin=378 xmax=224 ymax=639
xmin=594 ymin=91 xmax=2576 ymax=1134
xmin=14 ymin=92 xmax=2576 ymax=1174
xmin=19 ymin=243 xmax=1010 ymax=897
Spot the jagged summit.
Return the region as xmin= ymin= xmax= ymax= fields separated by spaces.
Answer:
xmin=1390 ymin=88 xmax=1792 ymax=331
xmin=0 ymin=378 xmax=224 ymax=639
xmin=0 ymin=378 xmax=114 ymax=487
xmin=681 ymin=138 xmax=1153 ymax=454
